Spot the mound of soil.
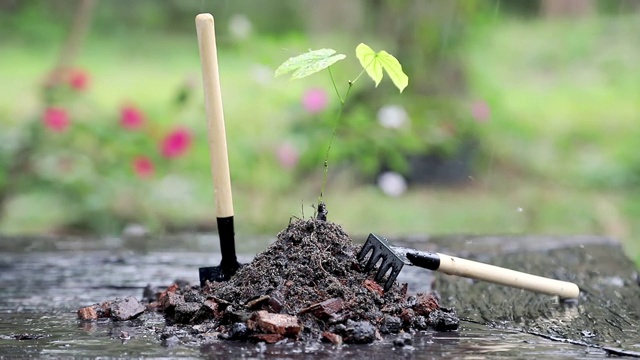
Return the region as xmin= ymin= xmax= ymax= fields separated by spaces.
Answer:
xmin=79 ymin=219 xmax=459 ymax=345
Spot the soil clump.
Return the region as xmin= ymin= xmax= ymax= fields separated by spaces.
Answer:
xmin=79 ymin=219 xmax=459 ymax=344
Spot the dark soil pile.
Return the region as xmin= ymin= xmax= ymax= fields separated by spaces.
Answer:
xmin=161 ymin=219 xmax=458 ymax=344
xmin=79 ymin=219 xmax=459 ymax=345
xmin=211 ymin=218 xmax=405 ymax=317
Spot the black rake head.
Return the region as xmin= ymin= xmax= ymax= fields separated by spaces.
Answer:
xmin=357 ymin=233 xmax=412 ymax=292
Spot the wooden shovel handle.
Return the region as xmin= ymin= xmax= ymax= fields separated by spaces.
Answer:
xmin=437 ymin=253 xmax=580 ymax=299
xmin=195 ymin=13 xmax=234 ymax=218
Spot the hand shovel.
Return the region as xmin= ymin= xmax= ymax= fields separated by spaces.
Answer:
xmin=358 ymin=233 xmax=580 ymax=299
xmin=195 ymin=13 xmax=241 ymax=286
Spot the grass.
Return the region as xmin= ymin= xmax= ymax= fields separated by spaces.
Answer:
xmin=1 ymin=16 xmax=639 ymax=265
xmin=467 ymin=15 xmax=640 ymax=188
xmin=462 ymin=14 xmax=640 ymax=260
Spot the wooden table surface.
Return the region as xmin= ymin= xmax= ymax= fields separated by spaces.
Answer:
xmin=396 ymin=233 xmax=640 ymax=357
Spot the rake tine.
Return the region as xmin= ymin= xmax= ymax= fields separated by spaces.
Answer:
xmin=383 ymin=263 xmax=403 ymax=292
xmin=375 ymin=258 xmax=404 ymax=291
xmin=358 ymin=238 xmax=382 ymax=272
xmin=358 ymin=234 xmax=413 ymax=292
xmin=357 ymin=239 xmax=374 ymax=262
xmin=365 ymin=251 xmax=382 ymax=272
xmin=374 ymin=257 xmax=392 ymax=283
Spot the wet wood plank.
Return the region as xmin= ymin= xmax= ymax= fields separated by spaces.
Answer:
xmin=399 ymin=234 xmax=640 ymax=355
xmin=2 ymin=232 xmax=639 ymax=357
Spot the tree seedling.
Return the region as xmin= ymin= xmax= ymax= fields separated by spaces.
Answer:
xmin=275 ymin=43 xmax=409 ymax=218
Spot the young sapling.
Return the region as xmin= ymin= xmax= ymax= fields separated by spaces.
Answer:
xmin=275 ymin=43 xmax=409 ymax=218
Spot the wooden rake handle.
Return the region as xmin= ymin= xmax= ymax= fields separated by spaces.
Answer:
xmin=195 ymin=13 xmax=234 ymax=218
xmin=409 ymin=251 xmax=580 ymax=299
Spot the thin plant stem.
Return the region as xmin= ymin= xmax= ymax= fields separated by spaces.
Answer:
xmin=319 ymin=80 xmax=356 ymax=203
xmin=318 ymin=67 xmax=368 ymax=205
xmin=351 ymin=67 xmax=368 ymax=85
xmin=328 ymin=67 xmax=343 ymax=104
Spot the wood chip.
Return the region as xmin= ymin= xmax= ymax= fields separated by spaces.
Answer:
xmin=413 ymin=293 xmax=439 ymax=316
xmin=363 ymin=279 xmax=384 ymax=296
xmin=159 ymin=283 xmax=178 ymax=299
xmin=322 ymin=331 xmax=343 ymax=345
xmin=78 ymin=302 xmax=111 ymax=320
xmin=160 ymin=292 xmax=182 ymax=312
xmin=250 ymin=333 xmax=284 ymax=344
xmin=202 ymin=299 xmax=221 ymax=318
xmin=77 ymin=306 xmax=98 ymax=320
xmin=251 ymin=310 xmax=302 ymax=337
xmin=245 ymin=295 xmax=270 ymax=309
xmin=298 ymin=298 xmax=344 ymax=319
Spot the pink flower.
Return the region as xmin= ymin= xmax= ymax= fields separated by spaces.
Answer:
xmin=132 ymin=156 xmax=155 ymax=178
xmin=471 ymin=100 xmax=491 ymax=122
xmin=67 ymin=69 xmax=90 ymax=91
xmin=120 ymin=105 xmax=145 ymax=130
xmin=302 ymin=88 xmax=328 ymax=113
xmin=276 ymin=142 xmax=299 ymax=169
xmin=161 ymin=127 xmax=192 ymax=158
xmin=42 ymin=107 xmax=70 ymax=132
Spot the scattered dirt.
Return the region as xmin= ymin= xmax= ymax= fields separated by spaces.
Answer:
xmin=79 ymin=219 xmax=459 ymax=344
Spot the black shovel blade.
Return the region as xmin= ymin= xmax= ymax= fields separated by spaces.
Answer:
xmin=357 ymin=233 xmax=412 ymax=292
xmin=199 ymin=260 xmax=241 ymax=287
xmin=199 ymin=216 xmax=241 ymax=287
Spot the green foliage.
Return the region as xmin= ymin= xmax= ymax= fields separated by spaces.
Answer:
xmin=355 ymin=43 xmax=408 ymax=93
xmin=290 ymin=95 xmax=477 ymax=179
xmin=275 ymin=43 xmax=411 ymax=200
xmin=0 ymin=66 xmax=202 ymax=234
xmin=0 ymin=31 xmax=321 ymax=235
xmin=466 ymin=15 xmax=640 ymax=189
xmin=275 ymin=49 xmax=346 ymax=79
xmin=275 ymin=44 xmax=409 ymax=92
xmin=4 ymin=4 xmax=640 ymax=272
xmin=0 ymin=0 xmax=305 ymax=40
xmin=273 ymin=40 xmax=483 ymax=191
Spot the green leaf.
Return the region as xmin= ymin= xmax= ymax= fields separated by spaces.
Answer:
xmin=377 ymin=51 xmax=408 ymax=93
xmin=291 ymin=54 xmax=346 ymax=79
xmin=275 ymin=49 xmax=346 ymax=79
xmin=275 ymin=49 xmax=335 ymax=77
xmin=355 ymin=43 xmax=383 ymax=86
xmin=355 ymin=43 xmax=409 ymax=93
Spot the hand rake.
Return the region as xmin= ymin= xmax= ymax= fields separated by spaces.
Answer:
xmin=358 ymin=233 xmax=580 ymax=299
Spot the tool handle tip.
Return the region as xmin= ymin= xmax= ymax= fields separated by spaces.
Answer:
xmin=196 ymin=13 xmax=213 ymax=24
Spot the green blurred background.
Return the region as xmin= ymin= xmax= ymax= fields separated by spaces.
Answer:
xmin=1 ymin=0 xmax=639 ymax=264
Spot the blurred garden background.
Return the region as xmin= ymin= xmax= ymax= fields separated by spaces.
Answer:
xmin=1 ymin=0 xmax=639 ymax=264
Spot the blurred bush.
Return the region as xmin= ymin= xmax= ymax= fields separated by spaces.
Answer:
xmin=288 ymin=89 xmax=482 ymax=183
xmin=1 ymin=0 xmax=640 ymax=237
xmin=0 ymin=0 xmax=305 ymax=40
xmin=278 ymin=1 xmax=488 ymax=187
xmin=0 ymin=65 xmax=203 ymax=233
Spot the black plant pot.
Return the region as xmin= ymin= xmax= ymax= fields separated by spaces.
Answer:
xmin=379 ymin=138 xmax=478 ymax=186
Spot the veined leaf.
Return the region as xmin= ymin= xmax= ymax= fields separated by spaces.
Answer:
xmin=355 ymin=43 xmax=409 ymax=93
xmin=291 ymin=54 xmax=346 ymax=79
xmin=275 ymin=49 xmax=346 ymax=79
xmin=355 ymin=43 xmax=383 ymax=86
xmin=377 ymin=51 xmax=408 ymax=93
